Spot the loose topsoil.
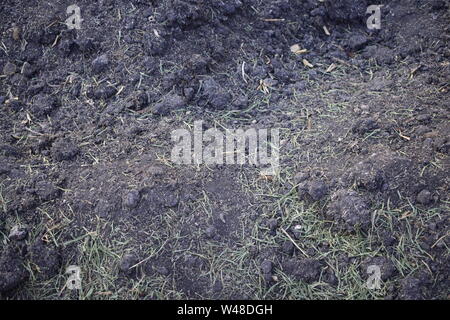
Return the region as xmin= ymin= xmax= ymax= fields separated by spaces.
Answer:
xmin=0 ymin=0 xmax=449 ymax=299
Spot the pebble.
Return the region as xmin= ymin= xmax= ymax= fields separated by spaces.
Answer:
xmin=92 ymin=54 xmax=110 ymax=74
xmin=260 ymin=260 xmax=273 ymax=275
xmin=282 ymin=241 xmax=295 ymax=256
xmin=3 ymin=62 xmax=17 ymax=76
xmin=124 ymin=190 xmax=140 ymax=209
xmin=119 ymin=254 xmax=138 ymax=274
xmin=308 ymin=180 xmax=328 ymax=201
xmin=205 ymin=226 xmax=216 ymax=239
xmin=416 ymin=189 xmax=432 ymax=205
xmin=9 ymin=225 xmax=28 ymax=241
xmin=268 ymin=219 xmax=278 ymax=231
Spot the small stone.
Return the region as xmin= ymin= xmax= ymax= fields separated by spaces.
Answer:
xmin=202 ymin=78 xmax=231 ymax=110
xmin=119 ymin=254 xmax=138 ymax=275
xmin=261 ymin=260 xmax=273 ymax=275
xmin=124 ymin=190 xmax=140 ymax=209
xmin=153 ymin=94 xmax=186 ymax=116
xmin=183 ymin=87 xmax=195 ymax=101
xmin=347 ymin=34 xmax=368 ymax=51
xmin=8 ymin=225 xmax=28 ymax=241
xmin=290 ymin=44 xmax=303 ymax=54
xmin=3 ymin=62 xmax=17 ymax=76
xmin=92 ymin=54 xmax=109 ymax=74
xmin=417 ymin=114 xmax=431 ymax=123
xmin=308 ymin=180 xmax=328 ymax=201
xmin=12 ymin=26 xmax=21 ymax=41
xmin=93 ymin=85 xmax=117 ymax=100
xmin=268 ymin=219 xmax=278 ymax=231
xmin=212 ymin=279 xmax=223 ymax=293
xmin=281 ymin=241 xmax=295 ymax=256
xmin=416 ymin=189 xmax=432 ymax=205
xmin=205 ymin=226 xmax=216 ymax=239
xmin=21 ymin=62 xmax=37 ymax=78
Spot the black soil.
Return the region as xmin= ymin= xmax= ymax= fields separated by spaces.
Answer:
xmin=0 ymin=0 xmax=449 ymax=299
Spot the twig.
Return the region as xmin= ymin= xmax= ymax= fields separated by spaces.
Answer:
xmin=241 ymin=61 xmax=248 ymax=84
xmin=280 ymin=227 xmax=309 ymax=258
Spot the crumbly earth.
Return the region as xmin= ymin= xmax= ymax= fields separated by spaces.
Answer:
xmin=0 ymin=0 xmax=449 ymax=300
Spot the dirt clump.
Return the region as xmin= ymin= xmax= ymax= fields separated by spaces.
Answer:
xmin=327 ymin=189 xmax=371 ymax=232
xmin=0 ymin=244 xmax=28 ymax=294
xmin=282 ymin=258 xmax=324 ymax=284
xmin=28 ymin=239 xmax=61 ymax=281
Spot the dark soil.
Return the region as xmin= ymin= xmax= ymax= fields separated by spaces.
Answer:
xmin=0 ymin=0 xmax=449 ymax=299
